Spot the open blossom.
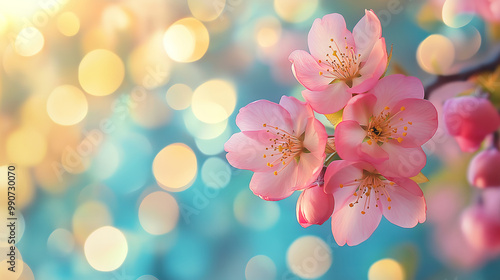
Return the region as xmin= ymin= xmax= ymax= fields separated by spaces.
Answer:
xmin=289 ymin=10 xmax=387 ymax=114
xmin=335 ymin=74 xmax=438 ymax=177
xmin=443 ymin=96 xmax=500 ymax=152
xmin=324 ymin=160 xmax=426 ymax=246
xmin=296 ymin=181 xmax=334 ymax=228
xmin=468 ymin=148 xmax=500 ymax=188
xmin=225 ymin=96 xmax=327 ymax=201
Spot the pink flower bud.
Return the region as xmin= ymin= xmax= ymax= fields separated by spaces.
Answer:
xmin=461 ymin=191 xmax=500 ymax=253
xmin=296 ymin=184 xmax=334 ymax=228
xmin=443 ymin=96 xmax=500 ymax=152
xmin=468 ymin=148 xmax=500 ymax=188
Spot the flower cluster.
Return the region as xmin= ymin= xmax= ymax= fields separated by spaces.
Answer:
xmin=226 ymin=10 xmax=438 ymax=246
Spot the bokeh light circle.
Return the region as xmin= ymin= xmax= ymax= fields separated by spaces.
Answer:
xmin=72 ymin=201 xmax=113 ymax=244
xmin=84 ymin=226 xmax=128 ymax=272
xmin=47 ymin=228 xmax=75 ymax=256
xmin=184 ymin=109 xmax=228 ymax=139
xmin=417 ymin=34 xmax=455 ymax=75
xmin=139 ymin=191 xmax=179 ymax=235
xmin=255 ymin=17 xmax=282 ymax=48
xmin=166 ymin=83 xmax=193 ymax=110
xmin=245 ymin=255 xmax=277 ymax=280
xmin=188 ymin=0 xmax=225 ymax=21
xmin=47 ymin=85 xmax=88 ymax=125
xmin=442 ymin=0 xmax=473 ymax=28
xmin=153 ymin=143 xmax=197 ymax=192
xmin=130 ymin=92 xmax=172 ymax=128
xmin=78 ymin=49 xmax=125 ymax=96
xmin=163 ymin=18 xmax=209 ymax=62
xmin=57 ymin=12 xmax=80 ymax=36
xmin=191 ymin=79 xmax=237 ymax=124
xmin=234 ymin=189 xmax=280 ymax=230
xmin=201 ymin=157 xmax=231 ymax=189
xmin=6 ymin=127 xmax=47 ymax=167
xmin=368 ymin=258 xmax=405 ymax=280
xmin=286 ymin=236 xmax=332 ymax=279
xmin=274 ymin=0 xmax=318 ymax=23
xmin=15 ymin=27 xmax=44 ymax=56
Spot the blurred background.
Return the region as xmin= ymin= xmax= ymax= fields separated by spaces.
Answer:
xmin=0 ymin=0 xmax=499 ymax=279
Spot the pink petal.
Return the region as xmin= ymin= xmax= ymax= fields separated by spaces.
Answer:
xmin=225 ymin=132 xmax=278 ymax=172
xmin=371 ymin=74 xmax=425 ymax=114
xmin=307 ymin=13 xmax=355 ymax=65
xmin=389 ymin=98 xmax=438 ymax=148
xmin=377 ymin=144 xmax=426 ymax=178
xmin=236 ymin=99 xmax=293 ymax=132
xmin=279 ymin=95 xmax=314 ymax=134
xmin=350 ymin=38 xmax=387 ymax=93
xmin=379 ymin=179 xmax=426 ymax=228
xmin=390 ymin=177 xmax=424 ymax=197
xmin=352 ymin=10 xmax=382 ymax=62
xmin=343 ymin=94 xmax=377 ymax=126
xmin=302 ymin=82 xmax=351 ymax=114
xmin=335 ymin=120 xmax=389 ymax=163
xmin=295 ymin=152 xmax=325 ymax=189
xmin=249 ymin=163 xmax=298 ymax=201
xmin=289 ymin=50 xmax=330 ymax=91
xmin=302 ymin=117 xmax=328 ymax=158
xmin=296 ymin=185 xmax=335 ymax=228
xmin=324 ymin=160 xmax=363 ymax=209
xmin=331 ymin=193 xmax=382 ymax=246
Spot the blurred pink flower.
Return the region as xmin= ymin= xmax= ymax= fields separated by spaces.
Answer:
xmin=461 ymin=190 xmax=500 ymax=254
xmin=475 ymin=0 xmax=500 ymax=22
xmin=296 ymin=182 xmax=335 ymax=228
xmin=288 ymin=10 xmax=387 ymax=114
xmin=324 ymin=160 xmax=426 ymax=246
xmin=468 ymin=147 xmax=500 ymax=188
xmin=335 ymin=74 xmax=438 ymax=177
xmin=443 ymin=96 xmax=500 ymax=152
xmin=225 ymin=96 xmax=327 ymax=201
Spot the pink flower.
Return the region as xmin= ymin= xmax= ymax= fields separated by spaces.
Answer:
xmin=296 ymin=182 xmax=334 ymax=228
xmin=475 ymin=0 xmax=500 ymax=22
xmin=461 ymin=189 xmax=500 ymax=254
xmin=468 ymin=147 xmax=500 ymax=188
xmin=289 ymin=10 xmax=388 ymax=114
xmin=443 ymin=96 xmax=500 ymax=152
xmin=225 ymin=96 xmax=327 ymax=201
xmin=324 ymin=160 xmax=426 ymax=246
xmin=334 ymin=74 xmax=438 ymax=177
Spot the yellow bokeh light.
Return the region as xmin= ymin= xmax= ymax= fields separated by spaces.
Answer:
xmin=417 ymin=34 xmax=455 ymax=75
xmin=127 ymin=31 xmax=172 ymax=89
xmin=47 ymin=85 xmax=88 ymax=126
xmin=153 ymin=143 xmax=197 ymax=192
xmin=6 ymin=127 xmax=47 ymax=167
xmin=166 ymin=83 xmax=193 ymax=110
xmin=449 ymin=27 xmax=481 ymax=61
xmin=0 ymin=247 xmax=24 ymax=279
xmin=138 ymin=191 xmax=179 ymax=235
xmin=57 ymin=12 xmax=80 ymax=36
xmin=21 ymin=95 xmax=52 ymax=134
xmin=442 ymin=0 xmax=473 ymax=28
xmin=14 ymin=27 xmax=44 ymax=57
xmin=17 ymin=261 xmax=34 ymax=280
xmin=47 ymin=228 xmax=75 ymax=256
xmin=274 ymin=0 xmax=318 ymax=23
xmin=130 ymin=92 xmax=172 ymax=128
xmin=84 ymin=226 xmax=128 ymax=272
xmin=245 ymin=255 xmax=277 ymax=280
xmin=188 ymin=0 xmax=225 ymax=22
xmin=72 ymin=201 xmax=113 ymax=244
xmin=78 ymin=49 xmax=125 ymax=96
xmin=368 ymin=258 xmax=405 ymax=280
xmin=163 ymin=18 xmax=209 ymax=62
xmin=184 ymin=109 xmax=228 ymax=139
xmin=255 ymin=17 xmax=282 ymax=48
xmin=286 ymin=236 xmax=332 ymax=279
xmin=102 ymin=5 xmax=131 ymax=32
xmin=191 ymin=79 xmax=237 ymax=124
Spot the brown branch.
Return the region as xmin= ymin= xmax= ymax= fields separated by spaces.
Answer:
xmin=424 ymin=53 xmax=500 ymax=99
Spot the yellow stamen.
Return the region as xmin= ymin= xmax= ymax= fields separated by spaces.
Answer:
xmin=397 ymin=137 xmax=403 ymax=143
xmin=340 ymin=184 xmax=344 ymax=188
xmin=403 ymin=132 xmax=407 ymax=136
xmin=273 ymin=171 xmax=278 ymax=175
xmin=400 ymin=106 xmax=406 ymax=111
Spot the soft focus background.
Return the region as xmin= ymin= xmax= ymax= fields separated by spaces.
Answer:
xmin=0 ymin=0 xmax=499 ymax=279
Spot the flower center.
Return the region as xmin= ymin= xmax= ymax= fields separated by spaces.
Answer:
xmin=318 ymin=37 xmax=361 ymax=87
xmin=340 ymin=171 xmax=394 ymax=214
xmin=365 ymin=106 xmax=413 ymax=145
xmin=262 ymin=123 xmax=303 ymax=175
